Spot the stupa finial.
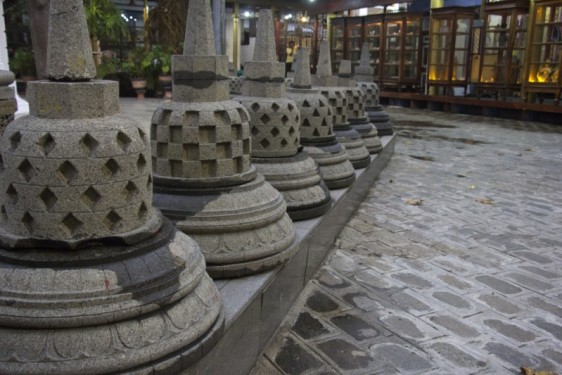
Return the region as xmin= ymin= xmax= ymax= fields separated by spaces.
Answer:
xmin=338 ymin=60 xmax=352 ymax=77
xmin=359 ymin=42 xmax=371 ymax=70
xmin=183 ymin=0 xmax=216 ymax=56
xmin=355 ymin=42 xmax=374 ymax=78
xmin=316 ymin=41 xmax=332 ymax=77
xmin=46 ymin=0 xmax=96 ymax=81
xmin=292 ymin=47 xmax=311 ymax=89
xmin=253 ymin=9 xmax=277 ymax=62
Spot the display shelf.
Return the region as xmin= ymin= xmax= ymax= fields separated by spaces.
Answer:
xmin=364 ymin=15 xmax=384 ymax=80
xmin=330 ymin=17 xmax=346 ymax=73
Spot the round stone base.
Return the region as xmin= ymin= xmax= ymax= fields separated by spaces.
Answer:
xmin=350 ymin=117 xmax=383 ymax=154
xmin=334 ymin=124 xmax=371 ymax=169
xmin=0 ymin=220 xmax=224 ymax=374
xmin=303 ymin=138 xmax=356 ymax=190
xmin=367 ymin=106 xmax=394 ymax=136
xmin=154 ymin=173 xmax=296 ymax=278
xmin=253 ymin=151 xmax=333 ymax=221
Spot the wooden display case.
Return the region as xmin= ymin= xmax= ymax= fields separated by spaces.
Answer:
xmin=381 ymin=13 xmax=424 ymax=90
xmin=346 ymin=17 xmax=364 ymax=64
xmin=330 ymin=17 xmax=346 ymax=72
xmin=475 ymin=0 xmax=529 ymax=99
xmin=523 ymin=0 xmax=562 ymax=104
xmin=428 ymin=7 xmax=476 ymax=96
xmin=364 ymin=15 xmax=384 ymax=81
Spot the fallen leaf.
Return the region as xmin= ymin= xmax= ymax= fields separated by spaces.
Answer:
xmin=406 ymin=199 xmax=423 ymax=206
xmin=477 ymin=197 xmax=494 ymax=205
xmin=521 ymin=367 xmax=558 ymax=375
xmin=456 ymin=174 xmax=466 ymax=178
xmin=525 ymin=148 xmax=535 ymax=152
xmin=469 ymin=184 xmax=477 ymax=190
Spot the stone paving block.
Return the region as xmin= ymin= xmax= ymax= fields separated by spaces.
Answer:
xmin=518 ymin=265 xmax=562 ymax=280
xmin=500 ymin=271 xmax=556 ymax=294
xmin=328 ymin=250 xmax=369 ymax=277
xmin=473 ymin=292 xmax=522 ymax=318
xmin=304 ymin=286 xmax=352 ymax=315
xmin=370 ymin=342 xmax=435 ymax=373
xmin=354 ymin=268 xmax=403 ymax=290
xmin=430 ymin=255 xmax=484 ymax=276
xmin=376 ymin=310 xmax=444 ymax=342
xmin=482 ymin=341 xmax=555 ymax=373
xmin=316 ymin=338 xmax=376 ymax=372
xmin=388 ymin=289 xmax=438 ymax=317
xmin=291 ymin=311 xmax=332 ymax=341
xmin=420 ymin=338 xmax=489 ymax=372
xmin=268 ymin=335 xmax=326 ymax=375
xmin=526 ymin=316 xmax=562 ymax=341
xmin=428 ymin=288 xmax=488 ymax=318
xmin=512 ymin=250 xmax=555 ymax=264
xmin=524 ymin=295 xmax=562 ymax=319
xmin=474 ymin=275 xmax=526 ymax=295
xmin=423 ymin=312 xmax=482 ymax=339
xmin=329 ymin=314 xmax=382 ymax=341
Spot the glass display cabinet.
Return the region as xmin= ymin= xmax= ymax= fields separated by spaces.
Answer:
xmin=346 ymin=17 xmax=364 ymax=64
xmin=428 ymin=7 xmax=476 ymax=95
xmin=330 ymin=17 xmax=346 ymax=72
xmin=523 ymin=0 xmax=562 ymax=104
xmin=364 ymin=15 xmax=384 ymax=81
xmin=475 ymin=0 xmax=529 ymax=99
xmin=381 ymin=13 xmax=425 ymax=90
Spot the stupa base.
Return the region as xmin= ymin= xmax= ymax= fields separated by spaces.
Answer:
xmin=302 ymin=137 xmax=356 ymax=190
xmin=334 ymin=125 xmax=371 ymax=169
xmin=350 ymin=117 xmax=383 ymax=154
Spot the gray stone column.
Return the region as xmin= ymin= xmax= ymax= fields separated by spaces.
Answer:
xmin=213 ymin=0 xmax=226 ymax=55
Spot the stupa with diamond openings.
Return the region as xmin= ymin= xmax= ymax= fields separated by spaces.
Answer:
xmin=286 ymin=48 xmax=356 ymax=189
xmin=151 ymin=0 xmax=296 ymax=276
xmin=0 ymin=1 xmax=223 ymax=373
xmin=312 ymin=41 xmax=370 ymax=169
xmin=338 ymin=59 xmax=382 ymax=154
xmin=234 ymin=9 xmax=332 ymax=220
xmin=355 ymin=42 xmax=394 ymax=136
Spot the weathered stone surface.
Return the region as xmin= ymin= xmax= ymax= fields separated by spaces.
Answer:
xmin=0 ymin=71 xmax=16 ymax=135
xmin=253 ymin=9 xmax=277 ymax=62
xmin=316 ymin=41 xmax=333 ymax=78
xmin=47 ymin=0 xmax=96 ymax=80
xmin=0 ymin=1 xmax=224 ymax=372
xmin=229 ymin=76 xmax=245 ymax=95
xmin=153 ymin=0 xmax=296 ymax=276
xmin=355 ymin=42 xmax=374 ymax=80
xmin=292 ymin=47 xmax=311 ymax=88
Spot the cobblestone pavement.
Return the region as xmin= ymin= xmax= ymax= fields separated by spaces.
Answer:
xmin=250 ymin=108 xmax=562 ymax=375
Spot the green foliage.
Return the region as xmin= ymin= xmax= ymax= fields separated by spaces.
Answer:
xmin=146 ymin=0 xmax=189 ymax=48
xmin=84 ymin=0 xmax=129 ymax=44
xmin=96 ymin=56 xmax=121 ymax=79
xmin=9 ymin=47 xmax=37 ymax=77
xmin=144 ymin=44 xmax=179 ymax=75
xmin=121 ymin=47 xmax=150 ymax=78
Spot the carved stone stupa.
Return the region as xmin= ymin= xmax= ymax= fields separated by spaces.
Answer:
xmin=355 ymin=42 xmax=394 ymax=136
xmin=0 ymin=70 xmax=17 ymax=135
xmin=152 ymin=0 xmax=296 ymax=277
xmin=338 ymin=59 xmax=383 ymax=154
xmin=286 ymin=48 xmax=356 ymax=189
xmin=0 ymin=1 xmax=223 ymax=373
xmin=234 ymin=9 xmax=332 ymax=220
xmin=312 ymin=41 xmax=371 ymax=169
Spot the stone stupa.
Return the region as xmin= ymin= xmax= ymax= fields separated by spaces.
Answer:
xmin=312 ymin=41 xmax=370 ymax=169
xmin=0 ymin=1 xmax=224 ymax=373
xmin=0 ymin=70 xmax=16 ymax=135
xmin=338 ymin=59 xmax=382 ymax=154
xmin=286 ymin=48 xmax=356 ymax=189
xmin=355 ymin=42 xmax=393 ymax=136
xmin=235 ymin=9 xmax=332 ymax=221
xmin=152 ymin=0 xmax=296 ymax=277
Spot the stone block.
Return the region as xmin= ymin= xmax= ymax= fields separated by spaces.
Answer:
xmin=0 ymin=86 xmax=14 ymax=100
xmin=244 ymin=61 xmax=285 ymax=81
xmin=28 ymin=80 xmax=119 ymax=119
xmin=173 ymin=81 xmax=230 ymax=102
xmin=311 ymin=75 xmax=338 ymax=87
xmin=242 ymin=81 xmax=285 ymax=98
xmin=172 ymin=55 xmax=229 ymax=78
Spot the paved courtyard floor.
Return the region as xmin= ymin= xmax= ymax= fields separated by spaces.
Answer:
xmin=250 ymin=108 xmax=562 ymax=374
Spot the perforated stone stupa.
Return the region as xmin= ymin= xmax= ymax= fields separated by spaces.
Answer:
xmin=0 ymin=1 xmax=223 ymax=373
xmin=355 ymin=42 xmax=393 ymax=136
xmin=338 ymin=59 xmax=382 ymax=154
xmin=312 ymin=41 xmax=370 ymax=169
xmin=234 ymin=9 xmax=332 ymax=220
xmin=286 ymin=48 xmax=356 ymax=189
xmin=152 ymin=0 xmax=296 ymax=276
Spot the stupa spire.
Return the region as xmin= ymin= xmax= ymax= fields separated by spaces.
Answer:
xmin=292 ymin=47 xmax=311 ymax=89
xmin=47 ymin=0 xmax=96 ymax=81
xmin=183 ymin=0 xmax=216 ymax=56
xmin=316 ymin=41 xmax=332 ymax=77
xmin=253 ymin=9 xmax=277 ymax=62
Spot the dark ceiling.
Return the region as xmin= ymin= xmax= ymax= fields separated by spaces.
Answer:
xmin=225 ymin=0 xmax=401 ymax=15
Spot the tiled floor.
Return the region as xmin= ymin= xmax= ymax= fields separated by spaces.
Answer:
xmin=251 ymin=108 xmax=562 ymax=374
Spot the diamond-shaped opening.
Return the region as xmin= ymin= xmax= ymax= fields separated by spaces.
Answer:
xmin=321 ymin=119 xmax=328 ymax=127
xmin=125 ymin=181 xmax=139 ymax=200
xmin=251 ymin=126 xmax=260 ymax=136
xmin=39 ymin=188 xmax=58 ymax=210
xmin=117 ymin=131 xmax=133 ymax=152
xmin=329 ymin=99 xmax=337 ymax=106
xmin=37 ymin=133 xmax=55 ymax=156
xmin=61 ymin=213 xmax=83 ymax=236
xmin=281 ymin=115 xmax=289 ymax=125
xmin=81 ymin=186 xmax=101 ymax=210
xmin=22 ymin=212 xmax=33 ymax=233
xmin=302 ymin=100 xmax=311 ymax=108
xmin=318 ymin=100 xmax=325 ymax=107
xmin=138 ymin=128 xmax=148 ymax=145
xmin=137 ymin=154 xmax=147 ymax=171
xmin=288 ymin=127 xmax=296 ymax=136
xmin=288 ymin=104 xmax=295 ymax=112
xmin=9 ymin=131 xmax=21 ymax=150
xmin=18 ymin=159 xmax=35 ymax=182
xmin=271 ymin=103 xmax=280 ymax=112
xmin=57 ymin=161 xmax=78 ymax=185
xmin=80 ymin=133 xmax=99 ymax=156
xmin=280 ymin=139 xmax=288 ymax=147
xmin=313 ymin=128 xmax=321 ymax=136
xmin=259 ymin=139 xmax=271 ymax=149
xmin=6 ymin=184 xmax=18 ymax=204
xmin=302 ymin=119 xmax=311 ymax=127
xmin=103 ymin=159 xmax=120 ymax=177
xmin=251 ymin=103 xmax=260 ymax=112
xmin=313 ymin=109 xmax=321 ymax=117
xmin=270 ymin=127 xmax=280 ymax=137
xmin=138 ymin=202 xmax=148 ymax=219
xmin=104 ymin=210 xmax=122 ymax=230
xmin=260 ymin=114 xmax=271 ymax=125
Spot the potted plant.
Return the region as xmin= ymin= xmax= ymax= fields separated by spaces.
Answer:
xmin=145 ymin=44 xmax=175 ymax=99
xmin=121 ymin=47 xmax=150 ymax=99
xmin=9 ymin=47 xmax=37 ymax=96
